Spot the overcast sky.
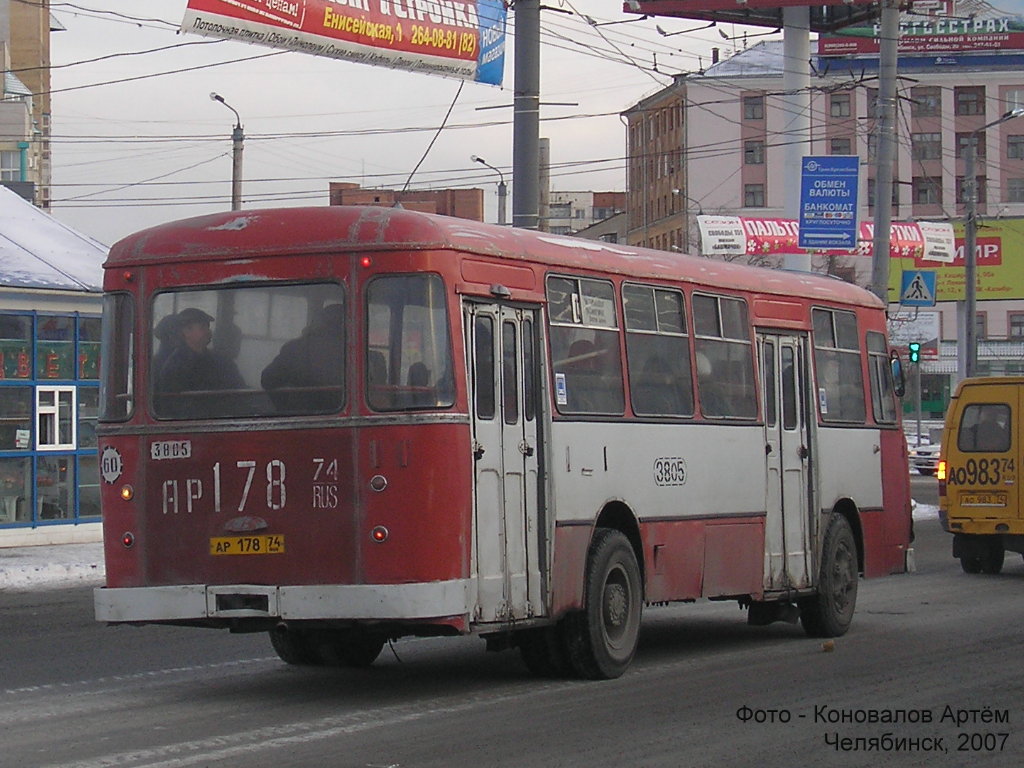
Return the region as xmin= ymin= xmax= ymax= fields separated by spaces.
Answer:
xmin=46 ymin=1 xmax=767 ymax=246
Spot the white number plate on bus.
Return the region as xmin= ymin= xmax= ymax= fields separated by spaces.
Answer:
xmin=151 ymin=440 xmax=192 ymax=460
xmin=959 ymin=492 xmax=1007 ymax=507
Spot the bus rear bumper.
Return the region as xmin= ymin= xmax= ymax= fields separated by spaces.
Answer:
xmin=94 ymin=580 xmax=473 ymax=624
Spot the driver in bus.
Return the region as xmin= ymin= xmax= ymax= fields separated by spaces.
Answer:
xmin=156 ymin=308 xmax=245 ymax=405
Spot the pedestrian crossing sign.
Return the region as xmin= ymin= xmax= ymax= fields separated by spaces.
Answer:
xmin=899 ymin=270 xmax=936 ymax=307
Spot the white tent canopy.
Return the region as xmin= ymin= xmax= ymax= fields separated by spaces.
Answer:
xmin=0 ymin=186 xmax=106 ymax=293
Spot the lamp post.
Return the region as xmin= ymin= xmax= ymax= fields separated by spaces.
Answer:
xmin=471 ymin=155 xmax=507 ymax=226
xmin=210 ymin=92 xmax=244 ymax=211
xmin=959 ymin=107 xmax=1024 ymax=381
xmin=671 ymin=188 xmax=703 ymax=252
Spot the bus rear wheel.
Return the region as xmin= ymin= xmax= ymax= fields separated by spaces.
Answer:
xmin=564 ymin=529 xmax=642 ymax=680
xmin=957 ymin=535 xmax=1004 ymax=575
xmin=800 ymin=514 xmax=858 ymax=638
xmin=318 ymin=630 xmax=387 ymax=668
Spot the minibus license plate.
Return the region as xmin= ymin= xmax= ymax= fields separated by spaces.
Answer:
xmin=959 ymin=492 xmax=1007 ymax=507
xmin=210 ymin=535 xmax=285 ymax=555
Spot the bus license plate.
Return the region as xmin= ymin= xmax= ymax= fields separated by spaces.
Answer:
xmin=959 ymin=492 xmax=1007 ymax=507
xmin=210 ymin=535 xmax=285 ymax=555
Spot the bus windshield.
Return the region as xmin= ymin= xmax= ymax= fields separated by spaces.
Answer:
xmin=150 ymin=282 xmax=346 ymax=420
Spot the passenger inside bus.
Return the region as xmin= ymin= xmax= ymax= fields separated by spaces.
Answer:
xmin=261 ymin=304 xmax=345 ymax=413
xmin=154 ymin=307 xmax=245 ymax=416
xmin=967 ymin=407 xmax=1010 ymax=452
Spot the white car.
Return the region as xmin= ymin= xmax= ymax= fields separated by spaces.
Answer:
xmin=909 ymin=442 xmax=941 ymax=475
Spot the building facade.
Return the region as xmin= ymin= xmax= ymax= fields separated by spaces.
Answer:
xmin=624 ymin=39 xmax=1024 ymax=415
xmin=0 ymin=187 xmax=105 ymax=546
xmin=0 ymin=0 xmax=56 ymax=208
xmin=329 ymin=182 xmax=485 ymax=221
xmin=546 ymin=191 xmax=625 ymax=235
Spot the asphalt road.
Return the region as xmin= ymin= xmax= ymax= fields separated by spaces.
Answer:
xmin=2 ymin=511 xmax=1020 ymax=768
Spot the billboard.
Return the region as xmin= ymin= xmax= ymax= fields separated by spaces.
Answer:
xmin=181 ymin=0 xmax=507 ymax=85
xmin=887 ymin=218 xmax=1024 ymax=301
xmin=819 ymin=0 xmax=1024 ymax=57
xmin=697 ymin=216 xmax=954 ymax=262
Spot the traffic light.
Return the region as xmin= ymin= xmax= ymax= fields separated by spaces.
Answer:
xmin=908 ymin=342 xmax=921 ymax=363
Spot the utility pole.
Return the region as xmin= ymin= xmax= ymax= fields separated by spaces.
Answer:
xmin=869 ymin=0 xmax=899 ymax=306
xmin=210 ymin=92 xmax=244 ymax=211
xmin=512 ymin=0 xmax=540 ymax=229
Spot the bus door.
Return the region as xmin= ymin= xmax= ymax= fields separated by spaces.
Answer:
xmin=465 ymin=302 xmax=545 ymax=623
xmin=759 ymin=332 xmax=813 ymax=592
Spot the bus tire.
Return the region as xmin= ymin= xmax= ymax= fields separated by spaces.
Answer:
xmin=800 ymin=514 xmax=858 ymax=638
xmin=978 ymin=538 xmax=1005 ymax=575
xmin=269 ymin=624 xmax=321 ymax=666
xmin=958 ymin=536 xmax=1004 ymax=574
xmin=564 ymin=529 xmax=642 ymax=680
xmin=518 ymin=624 xmax=572 ymax=677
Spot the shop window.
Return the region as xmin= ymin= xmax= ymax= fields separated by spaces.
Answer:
xmin=78 ymin=455 xmax=101 ymax=519
xmin=79 ymin=316 xmax=101 ymax=380
xmin=37 ymin=455 xmax=73 ymax=520
xmin=0 ymin=314 xmax=31 ymax=379
xmin=37 ymin=316 xmax=74 ymax=380
xmin=0 ymin=386 xmax=32 ymax=450
xmin=0 ymin=457 xmax=30 ymax=523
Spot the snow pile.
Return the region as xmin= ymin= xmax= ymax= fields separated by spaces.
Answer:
xmin=0 ymin=542 xmax=104 ymax=591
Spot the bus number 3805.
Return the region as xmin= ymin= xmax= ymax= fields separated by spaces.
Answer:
xmin=654 ymin=457 xmax=687 ymax=487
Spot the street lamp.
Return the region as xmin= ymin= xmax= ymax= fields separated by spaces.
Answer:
xmin=672 ymin=188 xmax=703 ymax=252
xmin=471 ymin=155 xmax=507 ymax=226
xmin=960 ymin=107 xmax=1024 ymax=381
xmin=210 ymin=92 xmax=244 ymax=211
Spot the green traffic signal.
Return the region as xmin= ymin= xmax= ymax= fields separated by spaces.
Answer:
xmin=908 ymin=342 xmax=921 ymax=363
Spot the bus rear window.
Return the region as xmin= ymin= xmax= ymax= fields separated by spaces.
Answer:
xmin=151 ymin=283 xmax=346 ymax=420
xmin=365 ymin=274 xmax=454 ymax=411
xmin=958 ymin=403 xmax=1011 ymax=453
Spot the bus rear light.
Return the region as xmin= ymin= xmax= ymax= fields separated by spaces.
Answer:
xmin=122 ymin=532 xmax=135 ymax=548
xmin=369 ymin=474 xmax=388 ymax=492
xmin=371 ymin=525 xmax=389 ymax=542
xmin=937 ymin=460 xmax=947 ymax=497
xmin=360 ymin=256 xmax=372 ymax=268
xmin=120 ymin=484 xmax=134 ymax=501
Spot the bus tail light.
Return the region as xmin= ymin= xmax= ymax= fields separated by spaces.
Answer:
xmin=120 ymin=484 xmax=134 ymax=501
xmin=937 ymin=460 xmax=947 ymax=497
xmin=122 ymin=532 xmax=135 ymax=548
xmin=371 ymin=525 xmax=389 ymax=543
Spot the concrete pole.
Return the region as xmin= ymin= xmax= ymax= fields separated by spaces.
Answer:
xmin=512 ymin=0 xmax=540 ymax=229
xmin=230 ymin=123 xmax=244 ymax=211
xmin=870 ymin=0 xmax=899 ymax=305
xmin=781 ymin=6 xmax=811 ymax=271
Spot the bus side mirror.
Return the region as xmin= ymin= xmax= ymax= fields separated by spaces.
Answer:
xmin=890 ymin=351 xmax=906 ymax=398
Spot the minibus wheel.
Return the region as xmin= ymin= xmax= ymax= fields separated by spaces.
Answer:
xmin=564 ymin=528 xmax=642 ymax=679
xmin=800 ymin=514 xmax=858 ymax=638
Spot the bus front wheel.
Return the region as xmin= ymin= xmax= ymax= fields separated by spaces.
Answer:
xmin=564 ymin=528 xmax=642 ymax=680
xmin=800 ymin=514 xmax=858 ymax=638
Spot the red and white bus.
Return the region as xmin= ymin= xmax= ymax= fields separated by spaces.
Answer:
xmin=95 ymin=206 xmax=913 ymax=679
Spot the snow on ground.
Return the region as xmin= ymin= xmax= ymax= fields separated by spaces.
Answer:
xmin=0 ymin=503 xmax=943 ymax=592
xmin=0 ymin=542 xmax=104 ymax=591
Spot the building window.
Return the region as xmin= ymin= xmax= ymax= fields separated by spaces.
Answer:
xmin=913 ymin=177 xmax=942 ymax=205
xmin=0 ymin=150 xmax=19 ymax=182
xmin=1009 ymin=312 xmax=1024 ymax=338
xmin=867 ymin=178 xmax=900 ymax=208
xmin=830 ymin=93 xmax=851 ymax=118
xmin=956 ymin=176 xmax=987 ymax=205
xmin=911 ymin=86 xmax=941 ymax=117
xmin=744 ymin=183 xmax=766 ymax=207
xmin=1008 ymin=135 xmax=1024 ymax=159
xmin=866 ymin=88 xmax=879 ymax=119
xmin=1008 ymin=178 xmax=1024 ymax=202
xmin=36 ymin=386 xmax=76 ymax=451
xmin=912 ymin=132 xmax=941 ymax=160
xmin=975 ymin=312 xmax=988 ymax=341
xmin=956 ymin=132 xmax=986 ymax=159
xmin=743 ymin=140 xmax=765 ymax=165
xmin=830 ymin=137 xmax=852 ymax=155
xmin=867 ymin=134 xmax=878 ymax=162
xmin=1005 ymin=88 xmax=1024 ymax=111
xmin=743 ymin=95 xmax=764 ymax=120
xmin=955 ymin=86 xmax=985 ymax=116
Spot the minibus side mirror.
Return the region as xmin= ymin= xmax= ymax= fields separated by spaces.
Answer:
xmin=890 ymin=351 xmax=906 ymax=398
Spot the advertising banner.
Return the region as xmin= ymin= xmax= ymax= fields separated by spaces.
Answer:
xmin=887 ymin=218 xmax=1024 ymax=301
xmin=697 ymin=216 xmax=955 ymax=263
xmin=819 ymin=0 xmax=1024 ymax=57
xmin=182 ymin=0 xmax=507 ymax=85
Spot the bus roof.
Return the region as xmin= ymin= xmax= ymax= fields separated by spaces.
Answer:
xmin=107 ymin=205 xmax=882 ymax=309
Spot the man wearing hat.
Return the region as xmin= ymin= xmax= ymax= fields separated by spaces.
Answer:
xmin=156 ymin=308 xmax=244 ymax=415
